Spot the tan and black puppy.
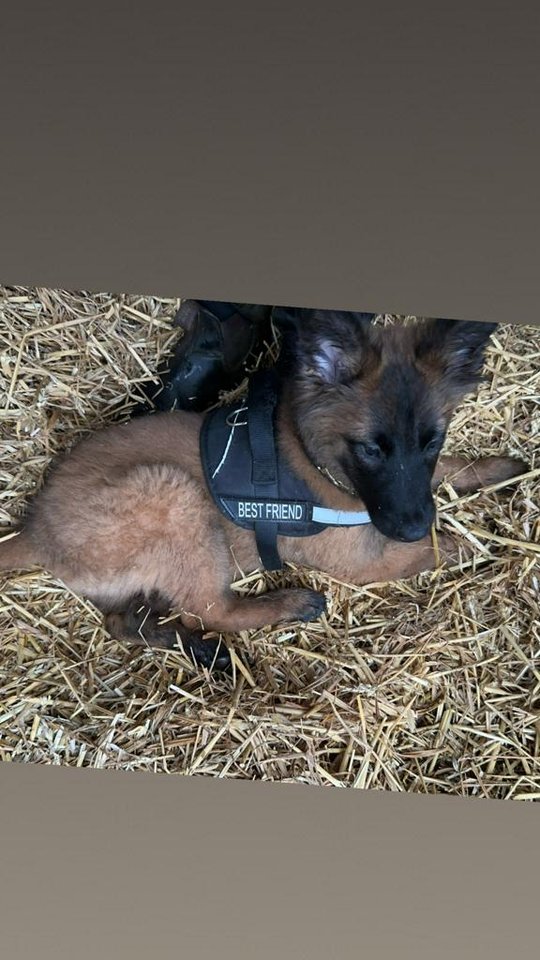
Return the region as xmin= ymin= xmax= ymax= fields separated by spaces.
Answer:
xmin=0 ymin=315 xmax=526 ymax=669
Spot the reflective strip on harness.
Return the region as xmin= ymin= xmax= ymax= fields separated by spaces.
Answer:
xmin=311 ymin=506 xmax=371 ymax=526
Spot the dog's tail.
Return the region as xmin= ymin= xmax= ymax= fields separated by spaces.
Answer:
xmin=0 ymin=530 xmax=37 ymax=572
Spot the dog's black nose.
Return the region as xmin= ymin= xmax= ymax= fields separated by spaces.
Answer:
xmin=370 ymin=496 xmax=436 ymax=543
xmin=396 ymin=520 xmax=433 ymax=542
xmin=373 ymin=513 xmax=434 ymax=543
xmin=394 ymin=504 xmax=435 ymax=542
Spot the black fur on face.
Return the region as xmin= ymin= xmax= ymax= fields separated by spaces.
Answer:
xmin=281 ymin=311 xmax=497 ymax=543
xmin=336 ymin=360 xmax=445 ymax=541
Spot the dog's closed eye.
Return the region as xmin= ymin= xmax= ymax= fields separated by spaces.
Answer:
xmin=420 ymin=430 xmax=445 ymax=455
xmin=345 ymin=437 xmax=387 ymax=463
xmin=355 ymin=440 xmax=383 ymax=460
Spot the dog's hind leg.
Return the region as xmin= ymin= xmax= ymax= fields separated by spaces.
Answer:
xmin=103 ymin=593 xmax=231 ymax=671
xmin=147 ymin=516 xmax=329 ymax=634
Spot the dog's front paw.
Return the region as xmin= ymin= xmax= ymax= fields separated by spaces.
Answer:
xmin=293 ymin=588 xmax=328 ymax=623
xmin=476 ymin=456 xmax=529 ymax=487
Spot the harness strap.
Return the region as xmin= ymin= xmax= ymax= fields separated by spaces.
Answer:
xmin=246 ymin=370 xmax=282 ymax=570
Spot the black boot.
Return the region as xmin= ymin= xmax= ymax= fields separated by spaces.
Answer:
xmin=132 ymin=299 xmax=273 ymax=415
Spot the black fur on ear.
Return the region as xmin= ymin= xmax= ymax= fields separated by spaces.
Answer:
xmin=414 ymin=318 xmax=498 ymax=385
xmin=275 ymin=308 xmax=377 ymax=384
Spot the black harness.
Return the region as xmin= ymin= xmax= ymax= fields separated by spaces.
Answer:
xmin=200 ymin=368 xmax=372 ymax=571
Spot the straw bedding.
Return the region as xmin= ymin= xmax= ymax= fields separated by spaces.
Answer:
xmin=0 ymin=285 xmax=538 ymax=799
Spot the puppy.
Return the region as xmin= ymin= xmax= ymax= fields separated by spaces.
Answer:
xmin=0 ymin=315 xmax=526 ymax=669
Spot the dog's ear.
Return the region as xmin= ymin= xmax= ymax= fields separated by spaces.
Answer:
xmin=282 ymin=309 xmax=377 ymax=384
xmin=415 ymin=319 xmax=497 ymax=385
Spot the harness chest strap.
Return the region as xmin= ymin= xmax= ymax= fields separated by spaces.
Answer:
xmin=200 ymin=369 xmax=371 ymax=572
xmin=245 ymin=369 xmax=282 ymax=570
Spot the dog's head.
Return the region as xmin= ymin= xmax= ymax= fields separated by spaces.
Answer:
xmin=280 ymin=310 xmax=497 ymax=543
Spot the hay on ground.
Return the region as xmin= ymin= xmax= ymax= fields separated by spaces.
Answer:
xmin=0 ymin=285 xmax=538 ymax=799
